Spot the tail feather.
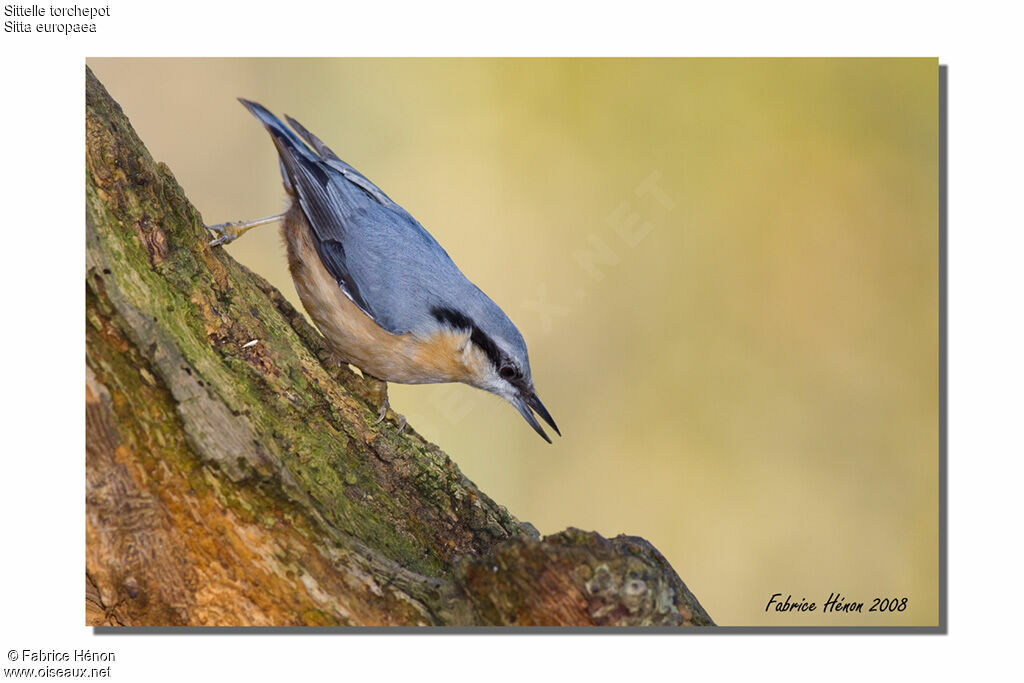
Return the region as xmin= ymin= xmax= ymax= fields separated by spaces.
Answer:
xmin=238 ymin=99 xmax=395 ymax=207
xmin=237 ymin=98 xmax=317 ymax=163
xmin=285 ymin=112 xmax=394 ymax=206
xmin=284 ymin=114 xmax=338 ymax=161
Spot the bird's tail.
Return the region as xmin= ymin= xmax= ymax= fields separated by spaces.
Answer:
xmin=237 ymin=98 xmax=325 ymax=193
xmin=237 ymin=99 xmax=315 ymax=158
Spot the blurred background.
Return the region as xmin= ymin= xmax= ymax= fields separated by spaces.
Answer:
xmin=86 ymin=58 xmax=939 ymax=626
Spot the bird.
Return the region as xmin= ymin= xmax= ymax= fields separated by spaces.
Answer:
xmin=205 ymin=99 xmax=560 ymax=443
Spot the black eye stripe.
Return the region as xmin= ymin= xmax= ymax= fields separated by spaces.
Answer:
xmin=430 ymin=306 xmax=502 ymax=369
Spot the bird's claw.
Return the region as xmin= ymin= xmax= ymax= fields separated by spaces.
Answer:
xmin=374 ymin=401 xmax=388 ymax=426
xmin=368 ymin=377 xmax=406 ymax=432
xmin=205 ymin=221 xmax=245 ymax=247
xmin=372 ymin=397 xmax=406 ymax=432
xmin=205 ymin=214 xmax=285 ymax=247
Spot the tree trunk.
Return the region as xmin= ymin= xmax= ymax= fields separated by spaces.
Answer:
xmin=84 ymin=67 xmax=714 ymax=628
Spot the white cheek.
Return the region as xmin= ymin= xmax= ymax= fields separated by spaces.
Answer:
xmin=474 ymin=367 xmax=515 ymax=400
xmin=493 ymin=379 xmax=520 ymax=403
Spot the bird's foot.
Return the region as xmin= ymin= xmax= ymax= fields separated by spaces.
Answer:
xmin=373 ymin=399 xmax=388 ymax=425
xmin=368 ymin=376 xmax=406 ymax=433
xmin=205 ymin=221 xmax=249 ymax=247
xmin=205 ymin=213 xmax=285 ymax=247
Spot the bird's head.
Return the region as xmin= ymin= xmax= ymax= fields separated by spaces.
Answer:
xmin=430 ymin=306 xmax=560 ymax=443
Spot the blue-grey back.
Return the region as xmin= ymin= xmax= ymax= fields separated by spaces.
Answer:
xmin=326 ymin=175 xmax=498 ymax=335
xmin=238 ymin=99 xmax=527 ymax=362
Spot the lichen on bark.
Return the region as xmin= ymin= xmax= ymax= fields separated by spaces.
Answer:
xmin=84 ymin=66 xmax=714 ymax=628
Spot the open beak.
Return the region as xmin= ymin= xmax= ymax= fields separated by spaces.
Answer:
xmin=512 ymin=390 xmax=561 ymax=443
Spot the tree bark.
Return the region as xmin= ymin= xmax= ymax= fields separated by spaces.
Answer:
xmin=84 ymin=67 xmax=714 ymax=628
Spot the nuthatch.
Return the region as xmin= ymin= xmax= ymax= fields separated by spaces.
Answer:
xmin=206 ymin=100 xmax=560 ymax=442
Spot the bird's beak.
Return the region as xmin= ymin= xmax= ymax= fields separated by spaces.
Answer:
xmin=512 ymin=389 xmax=561 ymax=444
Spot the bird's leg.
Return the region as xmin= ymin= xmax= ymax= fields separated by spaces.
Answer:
xmin=366 ymin=375 xmax=407 ymax=433
xmin=206 ymin=213 xmax=286 ymax=247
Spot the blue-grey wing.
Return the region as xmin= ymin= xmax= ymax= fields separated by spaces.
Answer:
xmin=240 ymin=99 xmax=470 ymax=336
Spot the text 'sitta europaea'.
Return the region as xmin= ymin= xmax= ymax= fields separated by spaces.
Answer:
xmin=206 ymin=99 xmax=560 ymax=442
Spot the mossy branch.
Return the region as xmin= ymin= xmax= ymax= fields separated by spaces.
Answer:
xmin=84 ymin=67 xmax=713 ymax=627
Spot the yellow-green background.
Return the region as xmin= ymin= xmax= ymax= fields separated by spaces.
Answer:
xmin=86 ymin=58 xmax=939 ymax=626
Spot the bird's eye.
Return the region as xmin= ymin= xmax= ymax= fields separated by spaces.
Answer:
xmin=499 ymin=365 xmax=516 ymax=380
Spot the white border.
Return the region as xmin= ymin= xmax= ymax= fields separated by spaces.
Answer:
xmin=2 ymin=1 xmax=1020 ymax=680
